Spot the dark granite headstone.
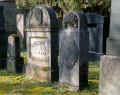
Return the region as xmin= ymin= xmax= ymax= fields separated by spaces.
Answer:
xmin=7 ymin=35 xmax=24 ymax=73
xmin=86 ymin=13 xmax=104 ymax=61
xmin=59 ymin=11 xmax=88 ymax=91
xmin=0 ymin=6 xmax=7 ymax=69
xmin=106 ymin=0 xmax=120 ymax=56
xmin=25 ymin=4 xmax=59 ymax=82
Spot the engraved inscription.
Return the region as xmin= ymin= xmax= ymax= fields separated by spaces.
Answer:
xmin=30 ymin=38 xmax=49 ymax=61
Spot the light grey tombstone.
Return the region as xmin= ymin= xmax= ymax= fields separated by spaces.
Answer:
xmin=106 ymin=0 xmax=120 ymax=56
xmin=7 ymin=35 xmax=24 ymax=73
xmin=59 ymin=11 xmax=89 ymax=91
xmin=100 ymin=55 xmax=120 ymax=95
xmin=25 ymin=4 xmax=59 ymax=82
xmin=100 ymin=0 xmax=120 ymax=94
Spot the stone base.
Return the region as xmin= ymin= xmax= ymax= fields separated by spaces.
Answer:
xmin=59 ymin=62 xmax=88 ymax=91
xmin=7 ymin=57 xmax=24 ymax=73
xmin=25 ymin=63 xmax=51 ymax=82
xmin=7 ymin=57 xmax=16 ymax=72
xmin=100 ymin=55 xmax=120 ymax=95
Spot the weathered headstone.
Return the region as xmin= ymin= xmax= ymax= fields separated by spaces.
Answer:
xmin=25 ymin=5 xmax=59 ymax=82
xmin=86 ymin=13 xmax=104 ymax=61
xmin=59 ymin=11 xmax=88 ymax=91
xmin=106 ymin=0 xmax=120 ymax=56
xmin=0 ymin=6 xmax=7 ymax=69
xmin=100 ymin=56 xmax=120 ymax=95
xmin=100 ymin=0 xmax=120 ymax=95
xmin=7 ymin=35 xmax=24 ymax=73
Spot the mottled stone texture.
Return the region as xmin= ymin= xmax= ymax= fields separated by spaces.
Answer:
xmin=100 ymin=55 xmax=120 ymax=95
xmin=106 ymin=0 xmax=120 ymax=56
xmin=59 ymin=11 xmax=88 ymax=91
xmin=25 ymin=5 xmax=58 ymax=82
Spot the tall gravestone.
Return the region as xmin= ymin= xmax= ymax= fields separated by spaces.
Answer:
xmin=0 ymin=6 xmax=7 ymax=69
xmin=25 ymin=5 xmax=59 ymax=82
xmin=100 ymin=0 xmax=120 ymax=95
xmin=7 ymin=35 xmax=24 ymax=73
xmin=59 ymin=11 xmax=88 ymax=91
xmin=86 ymin=13 xmax=104 ymax=61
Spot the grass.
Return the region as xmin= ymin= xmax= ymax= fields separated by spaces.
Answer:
xmin=2 ymin=51 xmax=99 ymax=95
xmin=0 ymin=62 xmax=99 ymax=95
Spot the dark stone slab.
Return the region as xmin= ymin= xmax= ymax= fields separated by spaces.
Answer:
xmin=86 ymin=13 xmax=104 ymax=61
xmin=59 ymin=11 xmax=88 ymax=91
xmin=100 ymin=55 xmax=120 ymax=95
xmin=0 ymin=6 xmax=7 ymax=69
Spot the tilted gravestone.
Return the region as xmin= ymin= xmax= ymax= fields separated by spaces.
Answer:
xmin=7 ymin=35 xmax=24 ymax=73
xmin=86 ymin=13 xmax=104 ymax=61
xmin=25 ymin=5 xmax=59 ymax=82
xmin=100 ymin=0 xmax=120 ymax=95
xmin=0 ymin=6 xmax=8 ymax=69
xmin=59 ymin=11 xmax=88 ymax=91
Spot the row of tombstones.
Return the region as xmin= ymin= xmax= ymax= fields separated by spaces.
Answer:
xmin=25 ymin=5 xmax=103 ymax=91
xmin=25 ymin=5 xmax=120 ymax=94
xmin=0 ymin=4 xmax=115 ymax=94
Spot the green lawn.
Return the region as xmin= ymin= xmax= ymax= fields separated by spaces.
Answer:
xmin=0 ymin=62 xmax=99 ymax=95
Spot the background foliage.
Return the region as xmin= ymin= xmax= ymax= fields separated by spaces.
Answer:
xmin=16 ymin=0 xmax=111 ymax=16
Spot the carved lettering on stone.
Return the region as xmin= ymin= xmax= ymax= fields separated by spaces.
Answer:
xmin=30 ymin=37 xmax=49 ymax=61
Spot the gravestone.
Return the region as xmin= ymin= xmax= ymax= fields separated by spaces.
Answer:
xmin=106 ymin=0 xmax=120 ymax=56
xmin=100 ymin=56 xmax=120 ymax=95
xmin=100 ymin=0 xmax=120 ymax=95
xmin=25 ymin=5 xmax=59 ymax=82
xmin=86 ymin=13 xmax=104 ymax=61
xmin=59 ymin=11 xmax=88 ymax=91
xmin=0 ymin=6 xmax=7 ymax=69
xmin=7 ymin=35 xmax=24 ymax=73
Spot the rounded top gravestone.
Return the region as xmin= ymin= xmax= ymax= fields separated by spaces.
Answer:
xmin=26 ymin=4 xmax=59 ymax=82
xmin=59 ymin=11 xmax=88 ymax=90
xmin=26 ymin=4 xmax=58 ymax=32
xmin=63 ymin=11 xmax=87 ymax=31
